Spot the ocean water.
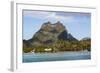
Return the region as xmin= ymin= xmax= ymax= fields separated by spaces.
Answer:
xmin=23 ymin=51 xmax=91 ymax=63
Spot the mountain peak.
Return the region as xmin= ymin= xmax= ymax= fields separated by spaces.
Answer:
xmin=44 ymin=21 xmax=51 ymax=25
xmin=55 ymin=21 xmax=62 ymax=25
xmin=41 ymin=21 xmax=66 ymax=32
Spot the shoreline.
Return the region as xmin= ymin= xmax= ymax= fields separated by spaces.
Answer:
xmin=23 ymin=50 xmax=90 ymax=55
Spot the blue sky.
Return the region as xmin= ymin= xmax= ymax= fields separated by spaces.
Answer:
xmin=23 ymin=10 xmax=91 ymax=40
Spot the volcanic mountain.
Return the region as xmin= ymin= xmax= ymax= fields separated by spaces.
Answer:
xmin=23 ymin=21 xmax=77 ymax=47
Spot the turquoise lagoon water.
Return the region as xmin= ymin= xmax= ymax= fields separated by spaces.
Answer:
xmin=23 ymin=51 xmax=91 ymax=63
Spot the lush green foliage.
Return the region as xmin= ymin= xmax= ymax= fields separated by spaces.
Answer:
xmin=23 ymin=39 xmax=91 ymax=53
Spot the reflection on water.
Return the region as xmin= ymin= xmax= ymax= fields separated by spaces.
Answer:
xmin=23 ymin=51 xmax=91 ymax=63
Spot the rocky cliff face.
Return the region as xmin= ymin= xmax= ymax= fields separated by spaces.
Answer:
xmin=27 ymin=21 xmax=77 ymax=46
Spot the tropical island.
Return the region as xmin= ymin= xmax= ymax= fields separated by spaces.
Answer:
xmin=23 ymin=21 xmax=91 ymax=53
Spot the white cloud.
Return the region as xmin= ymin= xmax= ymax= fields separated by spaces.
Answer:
xmin=45 ymin=12 xmax=73 ymax=22
xmin=23 ymin=10 xmax=51 ymax=19
xmin=23 ymin=10 xmax=74 ymax=23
